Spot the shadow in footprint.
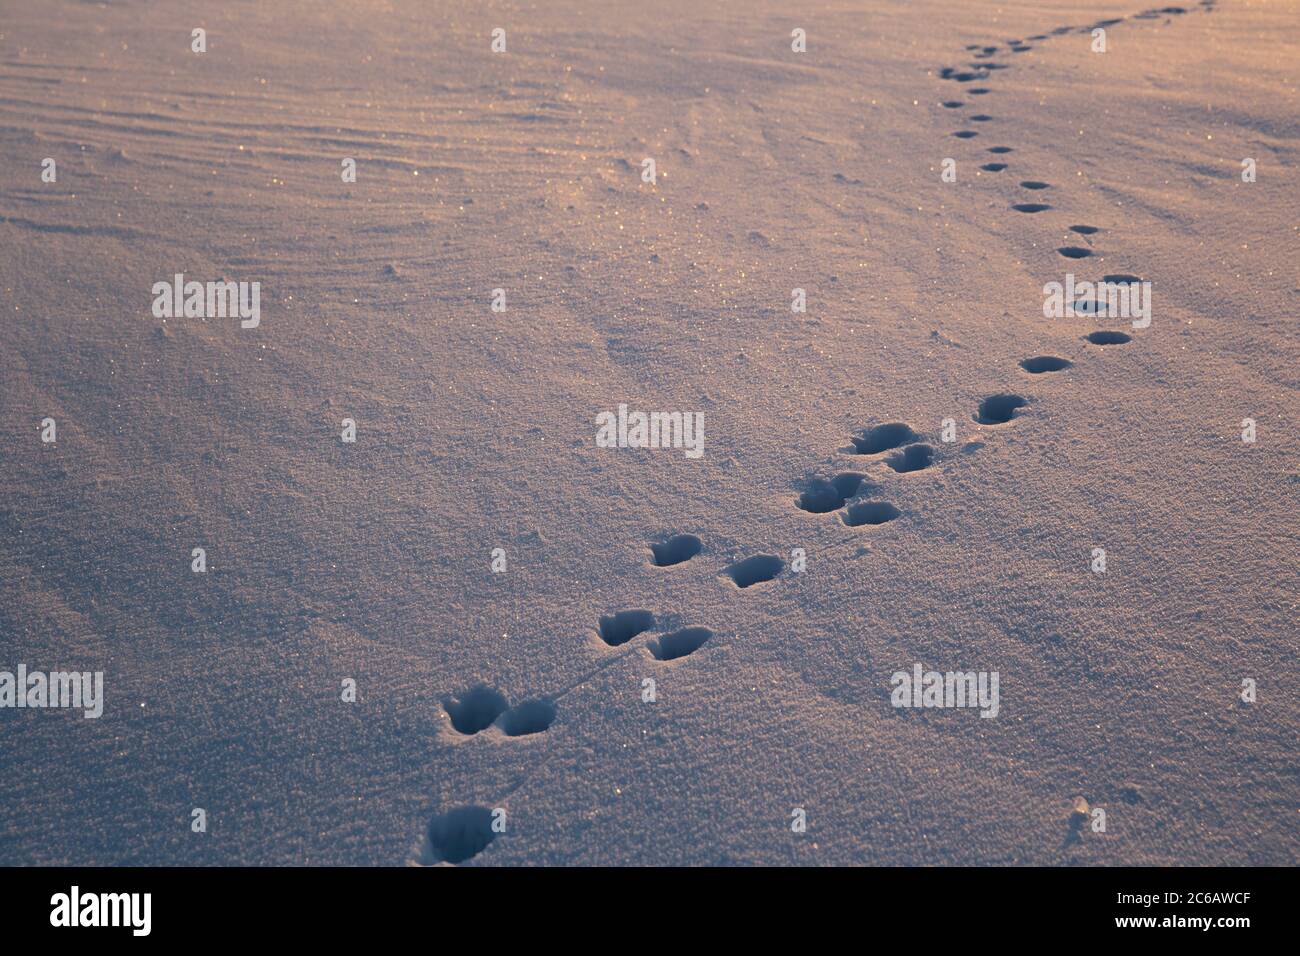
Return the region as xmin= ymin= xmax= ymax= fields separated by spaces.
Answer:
xmin=1012 ymin=203 xmax=1051 ymax=213
xmin=1087 ymin=331 xmax=1132 ymax=345
xmin=942 ymin=100 xmax=964 ymax=108
xmin=444 ymin=686 xmax=508 ymax=735
xmin=650 ymin=534 xmax=702 ymax=567
xmin=497 ymin=699 xmax=557 ymax=737
xmin=1058 ymin=246 xmax=1093 ymax=258
xmin=851 ymin=422 xmax=919 ymax=454
xmin=988 ymin=146 xmax=1013 ymax=153
xmin=1102 ymin=273 xmax=1143 ymax=284
xmin=981 ymin=163 xmax=1008 ymax=171
xmin=1069 ymin=224 xmax=1100 ymax=235
xmin=647 ymin=626 xmax=713 ymax=661
xmin=969 ymin=88 xmax=991 ymax=95
xmin=886 ymin=444 xmax=935 ymax=473
xmin=598 ymin=610 xmax=656 ymax=647
xmin=724 ymin=554 xmax=784 ymax=588
xmin=975 ymin=393 xmax=1029 ymax=424
xmin=953 ymin=130 xmax=979 ymax=138
xmin=425 ymin=807 xmax=497 ymax=864
xmin=797 ymin=473 xmax=870 ymax=514
xmin=1021 ymin=356 xmax=1072 ymax=373
xmin=1020 ymin=181 xmax=1050 ymax=189
xmin=843 ymin=501 xmax=902 ymax=527
xmin=1072 ymin=297 xmax=1111 ymax=315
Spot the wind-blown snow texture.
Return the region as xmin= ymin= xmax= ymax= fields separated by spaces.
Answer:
xmin=0 ymin=0 xmax=1296 ymax=865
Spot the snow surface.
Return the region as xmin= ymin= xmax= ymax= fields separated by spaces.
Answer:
xmin=0 ymin=0 xmax=1296 ymax=865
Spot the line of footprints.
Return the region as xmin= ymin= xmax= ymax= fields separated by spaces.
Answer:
xmin=421 ymin=1 xmax=1214 ymax=865
xmin=942 ymin=1 xmax=1212 ymax=345
xmin=422 ymin=533 xmax=725 ymax=864
xmin=425 ymin=393 xmax=1050 ymax=862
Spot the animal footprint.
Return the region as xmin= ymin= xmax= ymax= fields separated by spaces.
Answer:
xmin=1019 ymin=180 xmax=1050 ymax=189
xmin=422 ymin=806 xmax=498 ymax=865
xmin=444 ymin=685 xmax=557 ymax=737
xmin=598 ymin=609 xmax=655 ymax=647
xmin=646 ymin=626 xmax=714 ymax=661
xmin=981 ymin=163 xmax=1008 ymax=172
xmin=1070 ymin=224 xmax=1100 ymax=235
xmin=497 ymin=699 xmax=557 ymax=737
xmin=723 ymin=554 xmax=784 ymax=588
xmin=851 ymin=422 xmax=919 ymax=455
xmin=1012 ymin=203 xmax=1052 ymax=213
xmin=1020 ymin=356 xmax=1072 ymax=373
xmin=843 ymin=501 xmax=902 ymax=527
xmin=1072 ymin=295 xmax=1111 ymax=315
xmin=796 ymin=473 xmax=871 ymax=513
xmin=885 ymin=444 xmax=935 ymax=473
xmin=1057 ymin=246 xmax=1093 ymax=259
xmin=444 ymin=685 xmax=508 ymax=735
xmin=650 ymin=534 xmax=702 ymax=567
xmin=974 ymin=393 xmax=1029 ymax=424
xmin=1087 ymin=331 xmax=1132 ymax=345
